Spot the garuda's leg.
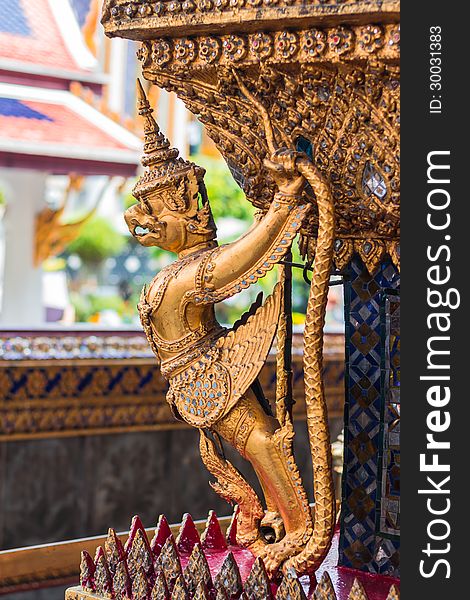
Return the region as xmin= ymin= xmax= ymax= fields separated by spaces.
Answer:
xmin=212 ymin=388 xmax=313 ymax=571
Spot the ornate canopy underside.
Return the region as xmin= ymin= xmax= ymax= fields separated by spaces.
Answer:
xmin=102 ymin=0 xmax=400 ymax=273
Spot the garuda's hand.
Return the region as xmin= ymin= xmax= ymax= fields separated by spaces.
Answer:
xmin=263 ymin=148 xmax=307 ymax=198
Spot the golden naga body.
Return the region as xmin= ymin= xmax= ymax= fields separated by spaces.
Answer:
xmin=125 ymin=81 xmax=335 ymax=575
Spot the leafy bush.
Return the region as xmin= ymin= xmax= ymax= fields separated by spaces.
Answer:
xmin=190 ymin=154 xmax=254 ymax=222
xmin=66 ymin=216 xmax=127 ymax=264
xmin=70 ymin=292 xmax=134 ymax=323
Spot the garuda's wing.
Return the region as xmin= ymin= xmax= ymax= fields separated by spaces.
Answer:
xmin=216 ymin=282 xmax=282 ymax=404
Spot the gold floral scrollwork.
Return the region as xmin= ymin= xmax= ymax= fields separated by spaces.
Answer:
xmin=137 ymin=32 xmax=399 ymax=275
xmin=358 ymin=25 xmax=385 ymax=54
xmin=275 ymin=31 xmax=299 ymax=61
xmin=333 ymin=239 xmax=355 ymax=272
xmin=328 ymin=27 xmax=355 ymax=57
xmin=137 ymin=42 xmax=152 ymax=67
xmin=199 ymin=37 xmax=221 ymax=64
xmin=152 ymin=39 xmax=173 ymax=67
xmin=222 ymin=35 xmax=247 ymax=62
xmin=250 ymin=33 xmax=274 ymax=60
xmin=301 ymin=29 xmax=327 ymax=59
xmin=174 ymin=38 xmax=198 ymax=67
xmin=354 ymin=239 xmax=387 ymax=275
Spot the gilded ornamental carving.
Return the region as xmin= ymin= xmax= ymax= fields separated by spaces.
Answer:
xmin=67 ymin=0 xmax=401 ymax=590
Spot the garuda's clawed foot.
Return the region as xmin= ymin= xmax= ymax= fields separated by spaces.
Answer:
xmin=259 ymin=531 xmax=309 ymax=576
xmin=246 ymin=536 xmax=269 ymax=558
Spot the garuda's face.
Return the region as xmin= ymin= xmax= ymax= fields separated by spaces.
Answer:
xmin=124 ymin=193 xmax=187 ymax=253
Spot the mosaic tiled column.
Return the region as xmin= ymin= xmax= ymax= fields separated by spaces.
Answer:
xmin=339 ymin=256 xmax=400 ymax=577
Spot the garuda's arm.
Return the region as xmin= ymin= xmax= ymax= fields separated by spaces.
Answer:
xmin=193 ymin=198 xmax=310 ymax=305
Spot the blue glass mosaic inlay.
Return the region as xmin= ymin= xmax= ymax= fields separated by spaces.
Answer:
xmin=0 ymin=98 xmax=53 ymax=121
xmin=295 ymin=136 xmax=315 ymax=198
xmin=339 ymin=256 xmax=400 ymax=577
xmin=0 ymin=0 xmax=32 ymax=36
xmin=295 ymin=135 xmax=314 ymax=161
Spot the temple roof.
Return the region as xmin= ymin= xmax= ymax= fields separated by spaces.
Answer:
xmin=0 ymin=0 xmax=104 ymax=87
xmin=70 ymin=0 xmax=93 ymax=28
xmin=0 ymin=83 xmax=141 ymax=176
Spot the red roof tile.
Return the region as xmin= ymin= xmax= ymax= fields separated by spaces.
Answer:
xmin=0 ymin=0 xmax=94 ymax=78
xmin=0 ymin=87 xmax=142 ymax=175
xmin=0 ymin=100 xmax=129 ymax=151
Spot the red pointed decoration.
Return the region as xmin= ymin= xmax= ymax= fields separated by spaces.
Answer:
xmin=94 ymin=545 xmax=105 ymax=562
xmin=113 ymin=560 xmax=132 ymax=600
xmin=386 ymin=585 xmax=400 ymax=600
xmin=151 ymin=514 xmax=173 ymax=558
xmin=226 ymin=507 xmax=239 ymax=546
xmin=348 ymin=578 xmax=369 ymax=600
xmin=176 ymin=513 xmax=201 ymax=554
xmin=151 ymin=570 xmax=169 ymax=600
xmin=158 ymin=537 xmax=183 ymax=590
xmin=215 ymin=588 xmax=230 ymax=600
xmin=80 ymin=550 xmax=96 ymax=592
xmin=313 ymin=570 xmax=336 ymax=600
xmin=183 ymin=543 xmax=212 ymax=594
xmin=214 ymin=552 xmax=242 ymax=598
xmin=276 ymin=568 xmax=307 ymax=600
xmin=94 ymin=546 xmax=113 ymax=599
xmin=193 ymin=580 xmax=211 ymax=600
xmin=133 ymin=567 xmax=152 ymax=600
xmin=128 ymin=528 xmax=154 ymax=581
xmin=201 ymin=511 xmax=227 ymax=551
xmin=125 ymin=515 xmax=150 ymax=554
xmin=105 ymin=528 xmax=126 ymax=575
xmin=244 ymin=557 xmax=273 ymax=600
xmin=171 ymin=574 xmax=189 ymax=599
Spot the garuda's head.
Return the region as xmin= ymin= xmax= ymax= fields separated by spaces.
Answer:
xmin=125 ymin=80 xmax=216 ymax=254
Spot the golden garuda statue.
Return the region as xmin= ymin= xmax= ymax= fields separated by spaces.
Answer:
xmin=124 ymin=81 xmax=335 ymax=576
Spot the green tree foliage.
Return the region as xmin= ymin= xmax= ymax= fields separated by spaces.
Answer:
xmin=191 ymin=154 xmax=254 ymax=221
xmin=70 ymin=292 xmax=124 ymax=322
xmin=67 ymin=215 xmax=127 ymax=265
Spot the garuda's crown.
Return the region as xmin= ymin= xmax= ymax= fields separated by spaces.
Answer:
xmin=133 ymin=80 xmax=206 ymax=216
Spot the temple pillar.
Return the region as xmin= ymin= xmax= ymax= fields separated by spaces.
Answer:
xmin=0 ymin=168 xmax=46 ymax=326
xmin=172 ymin=96 xmax=189 ymax=159
xmin=107 ymin=38 xmax=128 ymax=115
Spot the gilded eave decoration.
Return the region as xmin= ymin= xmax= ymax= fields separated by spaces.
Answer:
xmin=103 ymin=0 xmax=400 ymax=273
xmin=102 ymin=0 xmax=400 ymax=41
